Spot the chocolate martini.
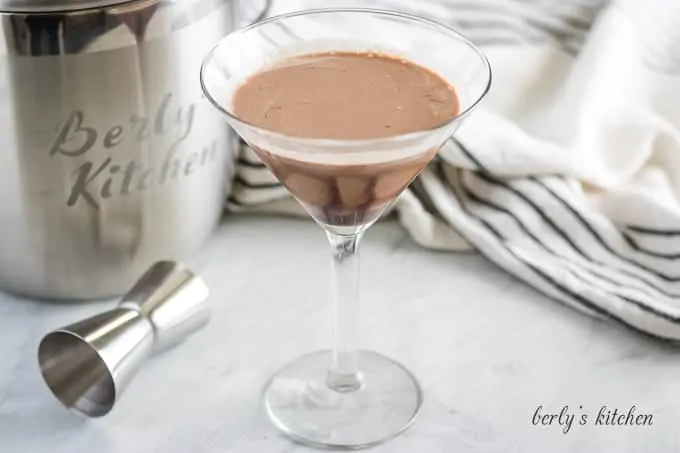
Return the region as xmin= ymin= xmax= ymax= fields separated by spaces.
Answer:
xmin=232 ymin=51 xmax=460 ymax=226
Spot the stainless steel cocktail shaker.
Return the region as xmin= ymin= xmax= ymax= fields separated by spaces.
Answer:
xmin=0 ymin=0 xmax=269 ymax=300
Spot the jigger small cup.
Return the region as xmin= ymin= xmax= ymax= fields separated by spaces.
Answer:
xmin=38 ymin=261 xmax=209 ymax=417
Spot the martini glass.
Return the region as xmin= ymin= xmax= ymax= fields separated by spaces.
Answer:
xmin=201 ymin=8 xmax=491 ymax=450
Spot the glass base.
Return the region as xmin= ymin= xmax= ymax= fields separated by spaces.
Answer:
xmin=263 ymin=350 xmax=422 ymax=450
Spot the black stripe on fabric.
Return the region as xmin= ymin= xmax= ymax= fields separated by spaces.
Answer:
xmin=484 ymin=171 xmax=680 ymax=289
xmin=625 ymin=225 xmax=680 ymax=236
xmin=456 ymin=137 xmax=680 ymax=262
xmin=460 ymin=174 xmax=662 ymax=300
xmin=427 ymin=0 xmax=604 ymax=30
xmin=522 ymin=14 xmax=590 ymax=37
xmin=396 ymin=0 xmax=598 ymax=32
xmin=275 ymin=2 xmax=580 ymax=57
xmin=549 ymin=14 xmax=593 ymax=32
xmin=409 ymin=179 xmax=442 ymax=218
xmin=459 ymin=173 xmax=680 ymax=322
xmin=507 ymin=246 xmax=676 ymax=341
xmin=473 ymin=172 xmax=591 ymax=258
xmin=454 ymin=140 xmax=680 ymax=295
xmin=446 ymin=22 xmax=579 ymax=56
xmin=432 ymin=163 xmax=677 ymax=342
xmin=234 ymin=175 xmax=282 ymax=189
xmin=462 ymin=177 xmax=544 ymax=248
xmin=282 ymin=0 xmax=582 ymax=55
xmin=269 ymin=15 xmax=539 ymax=52
xmin=532 ymin=178 xmax=680 ymax=281
xmin=390 ymin=0 xmax=586 ymax=54
xmin=622 ymin=233 xmax=680 ymax=259
xmin=461 ymin=30 xmax=543 ymax=48
xmin=227 ymin=195 xmax=244 ymax=206
xmin=453 ymin=16 xmax=585 ymax=48
xmin=237 ymin=158 xmax=267 ymax=169
xmin=454 ymin=138 xmax=486 ymax=170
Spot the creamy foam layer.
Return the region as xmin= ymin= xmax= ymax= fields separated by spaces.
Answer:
xmin=237 ymin=130 xmax=443 ymax=166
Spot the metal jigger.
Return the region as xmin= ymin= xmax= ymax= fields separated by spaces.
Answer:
xmin=37 ymin=261 xmax=210 ymax=417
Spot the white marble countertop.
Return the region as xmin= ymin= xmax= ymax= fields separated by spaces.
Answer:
xmin=1 ymin=216 xmax=679 ymax=453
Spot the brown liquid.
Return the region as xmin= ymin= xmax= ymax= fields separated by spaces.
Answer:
xmin=232 ymin=52 xmax=459 ymax=226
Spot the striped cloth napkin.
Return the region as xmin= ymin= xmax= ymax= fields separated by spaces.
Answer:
xmin=229 ymin=0 xmax=680 ymax=341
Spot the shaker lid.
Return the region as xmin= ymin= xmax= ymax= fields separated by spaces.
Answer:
xmin=0 ymin=0 xmax=140 ymax=13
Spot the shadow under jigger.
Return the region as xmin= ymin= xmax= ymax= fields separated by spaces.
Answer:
xmin=38 ymin=261 xmax=210 ymax=417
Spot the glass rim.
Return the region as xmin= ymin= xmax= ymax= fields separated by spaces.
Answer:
xmin=199 ymin=7 xmax=493 ymax=147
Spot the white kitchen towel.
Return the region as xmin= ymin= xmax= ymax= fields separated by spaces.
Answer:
xmin=227 ymin=0 xmax=680 ymax=341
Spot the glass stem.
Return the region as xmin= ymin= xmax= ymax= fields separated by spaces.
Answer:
xmin=326 ymin=231 xmax=364 ymax=393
